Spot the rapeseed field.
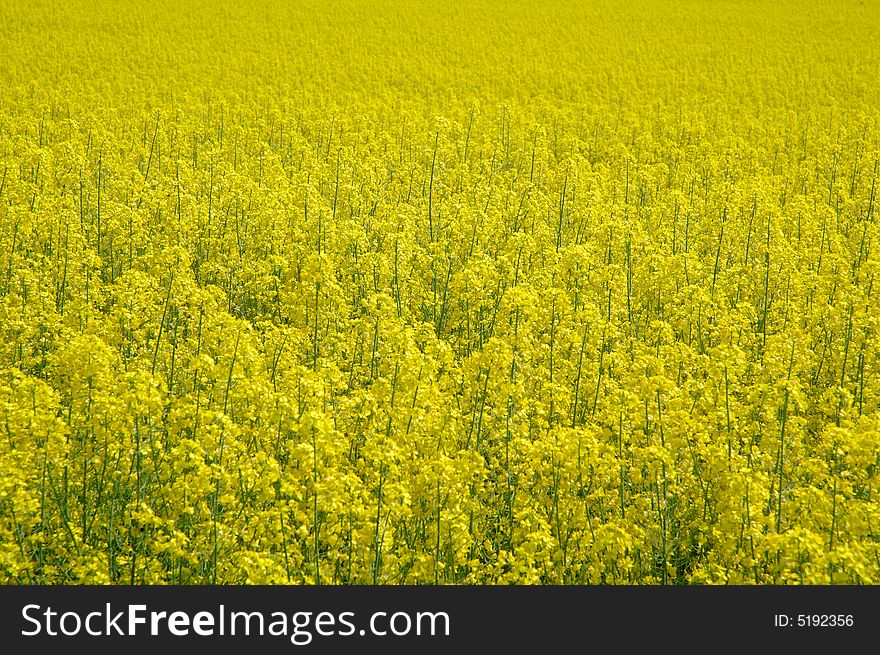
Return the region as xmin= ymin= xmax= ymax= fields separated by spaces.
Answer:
xmin=1 ymin=0 xmax=879 ymax=584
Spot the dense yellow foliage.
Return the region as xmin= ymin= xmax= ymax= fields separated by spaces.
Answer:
xmin=1 ymin=0 xmax=879 ymax=584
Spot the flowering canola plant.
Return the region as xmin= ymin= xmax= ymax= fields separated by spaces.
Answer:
xmin=1 ymin=0 xmax=879 ymax=584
